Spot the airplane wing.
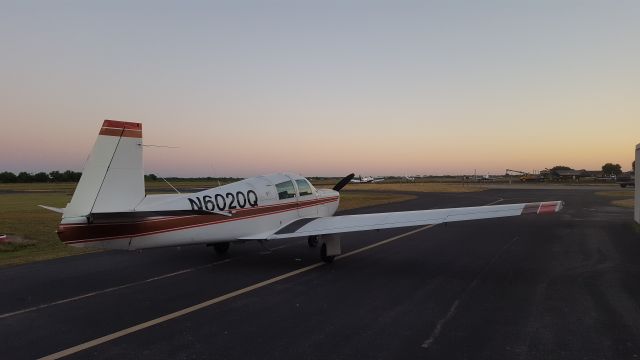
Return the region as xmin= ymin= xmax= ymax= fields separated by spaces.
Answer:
xmin=243 ymin=201 xmax=563 ymax=240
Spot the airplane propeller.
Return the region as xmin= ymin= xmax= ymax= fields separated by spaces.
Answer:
xmin=333 ymin=173 xmax=355 ymax=191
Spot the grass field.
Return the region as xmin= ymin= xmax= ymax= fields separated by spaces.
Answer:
xmin=0 ymin=192 xmax=95 ymax=267
xmin=0 ymin=180 xmax=483 ymax=268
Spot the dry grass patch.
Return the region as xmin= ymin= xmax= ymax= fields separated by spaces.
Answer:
xmin=595 ymin=190 xmax=635 ymax=209
xmin=338 ymin=191 xmax=416 ymax=212
xmin=611 ymin=198 xmax=634 ymax=208
xmin=595 ymin=190 xmax=635 ymax=197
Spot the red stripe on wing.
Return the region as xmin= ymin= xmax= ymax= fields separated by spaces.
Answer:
xmin=537 ymin=202 xmax=558 ymax=214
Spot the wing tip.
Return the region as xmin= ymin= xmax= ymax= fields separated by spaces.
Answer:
xmin=535 ymin=201 xmax=563 ymax=214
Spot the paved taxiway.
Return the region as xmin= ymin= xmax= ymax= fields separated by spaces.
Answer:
xmin=0 ymin=187 xmax=638 ymax=359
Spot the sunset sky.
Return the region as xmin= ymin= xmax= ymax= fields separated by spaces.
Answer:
xmin=1 ymin=1 xmax=639 ymax=177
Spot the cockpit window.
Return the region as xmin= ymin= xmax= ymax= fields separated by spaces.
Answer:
xmin=296 ymin=179 xmax=313 ymax=196
xmin=276 ymin=180 xmax=296 ymax=200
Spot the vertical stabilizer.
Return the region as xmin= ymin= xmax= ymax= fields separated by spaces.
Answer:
xmin=62 ymin=120 xmax=144 ymax=222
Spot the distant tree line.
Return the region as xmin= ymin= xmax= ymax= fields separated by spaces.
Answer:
xmin=0 ymin=170 xmax=82 ymax=183
xmin=601 ymin=163 xmax=622 ymax=176
xmin=548 ymin=163 xmax=627 ymax=176
xmin=0 ymin=171 xmax=248 ymax=183
xmin=550 ymin=165 xmax=572 ymax=171
xmin=2 ymin=162 xmax=633 ymax=184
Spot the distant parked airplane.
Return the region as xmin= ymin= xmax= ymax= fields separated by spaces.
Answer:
xmin=41 ymin=120 xmax=564 ymax=263
xmin=350 ymin=175 xmax=384 ymax=183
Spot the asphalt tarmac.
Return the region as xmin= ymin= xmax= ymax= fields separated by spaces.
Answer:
xmin=0 ymin=188 xmax=638 ymax=360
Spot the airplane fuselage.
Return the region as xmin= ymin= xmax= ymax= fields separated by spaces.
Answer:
xmin=58 ymin=173 xmax=339 ymax=250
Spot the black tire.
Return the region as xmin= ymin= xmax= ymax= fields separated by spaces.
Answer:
xmin=320 ymin=243 xmax=335 ymax=263
xmin=213 ymin=242 xmax=230 ymax=255
xmin=308 ymin=235 xmax=319 ymax=248
xmin=620 ymin=184 xmax=627 ymax=188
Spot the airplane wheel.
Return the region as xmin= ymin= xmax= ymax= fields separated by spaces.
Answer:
xmin=213 ymin=242 xmax=230 ymax=255
xmin=320 ymin=243 xmax=334 ymax=263
xmin=308 ymin=235 xmax=319 ymax=248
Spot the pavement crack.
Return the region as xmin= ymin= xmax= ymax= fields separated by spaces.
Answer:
xmin=421 ymin=235 xmax=520 ymax=349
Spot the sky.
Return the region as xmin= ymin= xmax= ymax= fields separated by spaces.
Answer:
xmin=1 ymin=0 xmax=639 ymax=177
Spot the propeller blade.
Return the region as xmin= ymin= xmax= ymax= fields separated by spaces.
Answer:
xmin=333 ymin=173 xmax=355 ymax=191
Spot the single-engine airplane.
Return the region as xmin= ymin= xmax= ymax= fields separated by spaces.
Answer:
xmin=42 ymin=120 xmax=563 ymax=263
xmin=350 ymin=175 xmax=384 ymax=183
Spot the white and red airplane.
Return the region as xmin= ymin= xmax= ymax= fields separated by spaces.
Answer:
xmin=42 ymin=120 xmax=563 ymax=263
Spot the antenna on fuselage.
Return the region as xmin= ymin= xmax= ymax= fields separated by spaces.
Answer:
xmin=141 ymin=144 xmax=179 ymax=149
xmin=158 ymin=175 xmax=181 ymax=194
xmin=140 ymin=143 xmax=181 ymax=193
xmin=210 ymin=164 xmax=221 ymax=187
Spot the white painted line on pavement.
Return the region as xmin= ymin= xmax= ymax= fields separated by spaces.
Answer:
xmin=0 ymin=259 xmax=231 ymax=320
xmin=39 ymin=225 xmax=436 ymax=360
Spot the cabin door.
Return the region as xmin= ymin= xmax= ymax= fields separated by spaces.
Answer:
xmin=292 ymin=178 xmax=319 ymax=218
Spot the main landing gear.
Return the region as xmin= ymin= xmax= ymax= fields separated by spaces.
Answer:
xmin=209 ymin=236 xmax=341 ymax=263
xmin=320 ymin=243 xmax=334 ymax=263
xmin=313 ymin=234 xmax=342 ymax=263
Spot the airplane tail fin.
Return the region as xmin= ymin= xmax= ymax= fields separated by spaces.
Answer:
xmin=62 ymin=120 xmax=145 ymax=223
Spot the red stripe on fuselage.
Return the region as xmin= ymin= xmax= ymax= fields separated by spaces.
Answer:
xmin=59 ymin=196 xmax=338 ymax=244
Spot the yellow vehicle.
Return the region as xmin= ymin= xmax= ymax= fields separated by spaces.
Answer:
xmin=505 ymin=169 xmax=544 ymax=182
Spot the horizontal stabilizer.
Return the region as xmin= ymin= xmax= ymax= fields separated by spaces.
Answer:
xmin=39 ymin=205 xmax=65 ymax=214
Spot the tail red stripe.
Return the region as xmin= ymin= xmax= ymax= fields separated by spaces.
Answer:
xmin=100 ymin=120 xmax=143 ymax=138
xmin=102 ymin=119 xmax=142 ymax=130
